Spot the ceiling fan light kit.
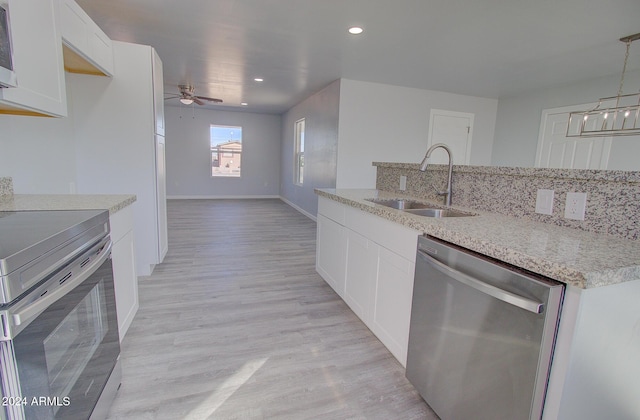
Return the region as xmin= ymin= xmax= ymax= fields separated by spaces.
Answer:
xmin=567 ymin=33 xmax=640 ymax=138
xmin=165 ymin=84 xmax=223 ymax=106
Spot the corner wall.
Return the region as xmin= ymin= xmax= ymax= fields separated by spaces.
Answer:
xmin=280 ymin=80 xmax=340 ymax=219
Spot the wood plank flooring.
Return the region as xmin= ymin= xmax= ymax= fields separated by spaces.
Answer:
xmin=106 ymin=199 xmax=436 ymax=420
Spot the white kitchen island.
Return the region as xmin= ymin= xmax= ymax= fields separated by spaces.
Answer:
xmin=315 ymin=188 xmax=640 ymax=420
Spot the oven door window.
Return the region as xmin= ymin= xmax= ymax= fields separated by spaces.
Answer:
xmin=10 ymin=258 xmax=119 ymax=420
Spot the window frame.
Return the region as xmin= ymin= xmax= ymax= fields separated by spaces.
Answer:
xmin=210 ymin=124 xmax=243 ymax=178
xmin=294 ymin=118 xmax=305 ymax=186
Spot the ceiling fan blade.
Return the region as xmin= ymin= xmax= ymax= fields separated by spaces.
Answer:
xmin=193 ymin=97 xmax=205 ymax=106
xmin=164 ymin=94 xmax=181 ymax=100
xmin=195 ymin=96 xmax=223 ymax=103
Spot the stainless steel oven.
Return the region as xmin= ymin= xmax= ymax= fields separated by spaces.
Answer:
xmin=0 ymin=210 xmax=121 ymax=420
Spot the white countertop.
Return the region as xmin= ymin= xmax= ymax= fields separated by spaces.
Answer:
xmin=0 ymin=194 xmax=136 ymax=215
xmin=316 ymin=188 xmax=640 ymax=289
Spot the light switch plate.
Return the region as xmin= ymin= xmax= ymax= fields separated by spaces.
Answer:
xmin=399 ymin=175 xmax=407 ymax=191
xmin=535 ymin=189 xmax=554 ymax=215
xmin=565 ymin=192 xmax=587 ymax=221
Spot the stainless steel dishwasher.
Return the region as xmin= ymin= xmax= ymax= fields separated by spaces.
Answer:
xmin=406 ymin=235 xmax=564 ymax=420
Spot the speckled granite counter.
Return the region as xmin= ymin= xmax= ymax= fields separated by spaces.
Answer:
xmin=315 ymin=188 xmax=640 ymax=289
xmin=0 ymin=194 xmax=136 ymax=215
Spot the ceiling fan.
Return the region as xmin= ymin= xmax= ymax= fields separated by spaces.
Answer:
xmin=165 ymin=84 xmax=223 ymax=106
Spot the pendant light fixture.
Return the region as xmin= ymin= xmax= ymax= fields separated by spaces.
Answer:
xmin=567 ymin=33 xmax=640 ymax=137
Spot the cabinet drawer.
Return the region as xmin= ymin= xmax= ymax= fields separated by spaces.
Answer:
xmin=109 ymin=205 xmax=134 ymax=244
xmin=345 ymin=206 xmax=419 ymax=262
xmin=317 ymin=196 xmax=346 ymax=225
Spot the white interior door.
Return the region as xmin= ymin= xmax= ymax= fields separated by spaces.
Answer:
xmin=536 ymin=105 xmax=611 ymax=169
xmin=427 ymin=110 xmax=474 ymax=165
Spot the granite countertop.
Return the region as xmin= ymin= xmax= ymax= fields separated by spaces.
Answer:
xmin=316 ymin=188 xmax=640 ymax=289
xmin=0 ymin=194 xmax=136 ymax=215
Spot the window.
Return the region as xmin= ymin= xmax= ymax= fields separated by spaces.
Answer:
xmin=294 ymin=118 xmax=305 ymax=185
xmin=211 ymin=125 xmax=242 ymax=177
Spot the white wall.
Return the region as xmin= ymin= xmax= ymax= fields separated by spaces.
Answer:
xmin=280 ymin=80 xmax=340 ymax=218
xmin=492 ymin=70 xmax=640 ymax=170
xmin=336 ymin=79 xmax=498 ymax=189
xmin=165 ymin=106 xmax=281 ymax=198
xmin=0 ymin=81 xmax=77 ymax=192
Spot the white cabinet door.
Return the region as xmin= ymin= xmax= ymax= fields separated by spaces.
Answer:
xmin=0 ymin=0 xmax=67 ymax=117
xmin=109 ymin=206 xmax=138 ymax=342
xmin=373 ymin=246 xmax=415 ymax=366
xmin=152 ymin=48 xmax=165 ymax=136
xmin=316 ymin=214 xmax=347 ymax=297
xmin=344 ymin=229 xmax=378 ymax=325
xmin=59 ymin=0 xmax=114 ymax=76
xmin=156 ymin=134 xmax=168 ymax=261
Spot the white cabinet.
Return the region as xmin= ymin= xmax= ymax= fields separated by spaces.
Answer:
xmin=373 ymin=246 xmax=415 ymax=364
xmin=0 ymin=0 xmax=67 ymax=117
xmin=344 ymin=229 xmax=378 ymax=324
xmin=316 ymin=196 xmax=420 ymax=366
xmin=316 ymin=214 xmax=347 ymax=297
xmin=59 ymin=0 xmax=113 ymax=76
xmin=109 ymin=205 xmax=138 ymax=341
xmin=155 ymin=134 xmax=168 ymax=261
xmin=152 ymin=49 xmax=165 ymax=136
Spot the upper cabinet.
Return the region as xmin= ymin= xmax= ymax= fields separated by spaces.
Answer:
xmin=152 ymin=48 xmax=164 ymax=136
xmin=0 ymin=0 xmax=113 ymax=117
xmin=59 ymin=0 xmax=113 ymax=76
xmin=0 ymin=0 xmax=67 ymax=117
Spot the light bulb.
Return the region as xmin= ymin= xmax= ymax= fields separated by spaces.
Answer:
xmin=180 ymin=98 xmax=194 ymax=105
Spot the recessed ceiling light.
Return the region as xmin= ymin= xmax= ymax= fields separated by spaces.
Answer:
xmin=241 ymin=102 xmax=248 ymax=106
xmin=254 ymin=78 xmax=264 ymax=82
xmin=348 ymin=26 xmax=364 ymax=35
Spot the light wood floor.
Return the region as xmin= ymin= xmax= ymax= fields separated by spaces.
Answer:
xmin=106 ymin=199 xmax=436 ymax=420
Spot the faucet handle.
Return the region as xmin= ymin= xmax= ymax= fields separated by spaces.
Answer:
xmin=430 ymin=183 xmax=447 ymax=197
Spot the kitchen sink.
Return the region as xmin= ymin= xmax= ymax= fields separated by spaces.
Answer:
xmin=365 ymin=198 xmax=475 ymax=218
xmin=365 ymin=198 xmax=434 ymax=210
xmin=404 ymin=208 xmax=473 ymax=217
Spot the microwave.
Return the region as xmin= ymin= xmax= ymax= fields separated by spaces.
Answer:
xmin=0 ymin=0 xmax=17 ymax=88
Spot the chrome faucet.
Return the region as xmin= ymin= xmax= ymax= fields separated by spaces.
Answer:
xmin=419 ymin=143 xmax=453 ymax=206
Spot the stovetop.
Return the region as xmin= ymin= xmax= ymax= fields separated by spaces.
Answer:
xmin=0 ymin=210 xmax=110 ymax=303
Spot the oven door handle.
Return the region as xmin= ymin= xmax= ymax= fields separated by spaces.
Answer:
xmin=418 ymin=249 xmax=544 ymax=314
xmin=12 ymin=239 xmax=112 ymax=326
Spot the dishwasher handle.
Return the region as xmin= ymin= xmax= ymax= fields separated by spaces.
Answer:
xmin=418 ymin=249 xmax=544 ymax=314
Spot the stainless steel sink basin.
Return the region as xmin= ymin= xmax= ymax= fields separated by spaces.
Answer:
xmin=365 ymin=198 xmax=434 ymax=210
xmin=405 ymin=208 xmax=473 ymax=218
xmin=365 ymin=198 xmax=475 ymax=218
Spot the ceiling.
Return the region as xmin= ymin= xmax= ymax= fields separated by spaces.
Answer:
xmin=76 ymin=0 xmax=640 ymax=114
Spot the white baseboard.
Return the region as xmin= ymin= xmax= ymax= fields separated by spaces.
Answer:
xmin=167 ymin=195 xmax=280 ymax=200
xmin=279 ymin=196 xmax=317 ymax=222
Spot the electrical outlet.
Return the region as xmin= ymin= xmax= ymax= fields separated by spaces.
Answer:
xmin=564 ymin=192 xmax=587 ymax=221
xmin=535 ymin=189 xmax=554 ymax=215
xmin=399 ymin=175 xmax=407 ymax=191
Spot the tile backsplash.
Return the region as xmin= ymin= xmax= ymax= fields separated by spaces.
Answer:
xmin=374 ymin=163 xmax=640 ymax=241
xmin=0 ymin=177 xmax=13 ymax=197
